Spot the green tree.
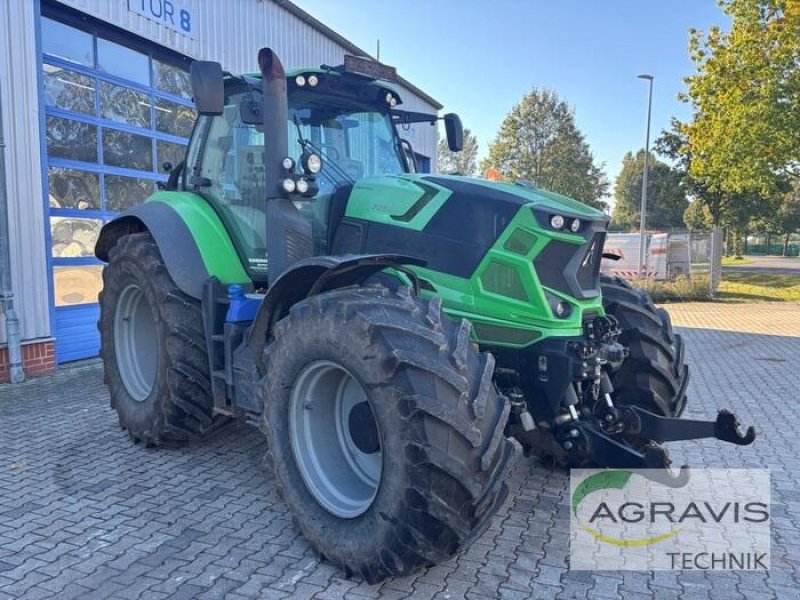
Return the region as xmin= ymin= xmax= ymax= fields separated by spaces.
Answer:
xmin=718 ymin=192 xmax=768 ymax=255
xmin=751 ymin=191 xmax=800 ymax=254
xmin=660 ymin=112 xmax=786 ymax=253
xmin=655 ymin=118 xmax=725 ymax=225
xmin=683 ymin=0 xmax=800 ymax=194
xmin=656 ymin=119 xmax=765 ymax=255
xmin=611 ymin=150 xmax=689 ymax=231
xmin=683 ymin=200 xmax=713 ymax=230
xmin=482 ymin=88 xmax=608 ymax=209
xmin=438 ymin=127 xmax=479 ymax=176
xmin=774 ymin=195 xmax=800 ymax=255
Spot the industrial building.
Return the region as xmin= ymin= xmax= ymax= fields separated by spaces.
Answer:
xmin=0 ymin=0 xmax=441 ymax=378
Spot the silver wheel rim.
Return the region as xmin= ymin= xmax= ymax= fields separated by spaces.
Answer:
xmin=289 ymin=361 xmax=382 ymax=518
xmin=113 ymin=283 xmax=158 ymax=401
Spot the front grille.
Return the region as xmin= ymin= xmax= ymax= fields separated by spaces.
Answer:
xmin=533 ymin=231 xmax=605 ymax=299
xmin=576 ymin=232 xmax=605 ymax=290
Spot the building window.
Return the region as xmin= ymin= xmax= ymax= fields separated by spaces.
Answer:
xmin=41 ymin=17 xmax=94 ymax=67
xmin=97 ymin=37 xmax=150 ymax=86
xmin=99 ymin=81 xmax=152 ymax=128
xmin=155 ymin=97 xmax=195 ymax=137
xmin=53 ymin=265 xmax=104 ymax=307
xmin=48 ymin=168 xmax=100 ymax=210
xmin=46 ymin=116 xmax=98 ymax=163
xmin=42 ymin=64 xmax=96 ymax=114
xmin=153 ymin=59 xmax=192 ymax=98
xmin=41 ymin=11 xmax=194 ymax=362
xmin=102 ymin=129 xmax=154 ymax=171
xmin=50 ymin=216 xmax=103 ymax=258
xmin=105 ymin=175 xmax=155 ymax=212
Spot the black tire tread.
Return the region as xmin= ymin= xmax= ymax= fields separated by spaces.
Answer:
xmin=99 ymin=232 xmax=225 ymax=446
xmin=599 ymin=275 xmax=689 ymax=417
xmin=260 ymin=286 xmax=518 ymax=583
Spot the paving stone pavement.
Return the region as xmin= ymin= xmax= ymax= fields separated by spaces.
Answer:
xmin=1 ymin=302 xmax=799 ymax=599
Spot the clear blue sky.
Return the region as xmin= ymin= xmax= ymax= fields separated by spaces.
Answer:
xmin=296 ymin=0 xmax=729 ymax=204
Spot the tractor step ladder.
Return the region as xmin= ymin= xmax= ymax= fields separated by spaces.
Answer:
xmin=202 ymin=279 xmax=236 ymax=416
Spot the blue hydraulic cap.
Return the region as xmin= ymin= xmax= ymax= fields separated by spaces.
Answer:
xmin=226 ymin=284 xmax=260 ymax=322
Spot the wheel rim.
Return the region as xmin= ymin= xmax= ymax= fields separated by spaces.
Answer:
xmin=113 ymin=283 xmax=158 ymax=401
xmin=289 ymin=361 xmax=382 ymax=518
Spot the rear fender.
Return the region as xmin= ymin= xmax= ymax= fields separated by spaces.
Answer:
xmin=248 ymin=254 xmax=425 ymax=355
xmin=95 ymin=193 xmax=250 ymax=299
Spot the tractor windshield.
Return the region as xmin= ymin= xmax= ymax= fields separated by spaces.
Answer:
xmin=190 ymin=86 xmax=408 ymax=280
xmin=287 ymin=91 xmax=407 ymax=188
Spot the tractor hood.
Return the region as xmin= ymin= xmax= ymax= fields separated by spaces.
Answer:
xmin=333 ymin=173 xmax=610 ymax=344
xmin=345 ymin=174 xmax=606 ymax=227
xmin=421 ymin=175 xmax=607 ymax=219
xmin=340 ymin=173 xmax=608 ymax=283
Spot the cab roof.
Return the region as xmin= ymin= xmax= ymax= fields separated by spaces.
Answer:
xmin=234 ymin=67 xmax=405 ymax=107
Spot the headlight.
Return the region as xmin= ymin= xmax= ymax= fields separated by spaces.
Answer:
xmin=555 ymin=301 xmax=572 ymax=318
xmin=296 ymin=178 xmax=309 ymax=194
xmin=281 ymin=178 xmax=296 ymax=194
xmin=550 ymin=215 xmax=565 ymax=230
xmin=295 ymin=75 xmax=306 ymax=87
xmin=570 ymin=218 xmax=581 ymax=233
xmin=308 ymin=74 xmax=319 ymax=87
xmin=282 ymin=157 xmax=295 ymax=171
xmin=303 ymin=153 xmax=322 ymax=174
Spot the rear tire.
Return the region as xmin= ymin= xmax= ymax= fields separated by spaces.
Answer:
xmin=600 ymin=275 xmax=689 ymax=417
xmin=259 ymin=286 xmax=517 ymax=583
xmin=99 ymin=233 xmax=226 ymax=446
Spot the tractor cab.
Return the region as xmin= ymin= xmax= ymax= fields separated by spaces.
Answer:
xmin=182 ymin=54 xmax=462 ymax=283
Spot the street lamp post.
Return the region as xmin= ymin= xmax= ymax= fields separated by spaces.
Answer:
xmin=637 ymin=74 xmax=654 ymax=279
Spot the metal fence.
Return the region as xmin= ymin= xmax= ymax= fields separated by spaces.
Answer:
xmin=745 ymin=233 xmax=800 ymax=257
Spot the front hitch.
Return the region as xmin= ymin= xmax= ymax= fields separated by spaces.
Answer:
xmin=575 ymin=422 xmax=690 ymax=487
xmin=573 ymin=407 xmax=755 ymax=487
xmin=620 ymin=407 xmax=756 ymax=446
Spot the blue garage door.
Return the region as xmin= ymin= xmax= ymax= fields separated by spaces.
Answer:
xmin=41 ymin=10 xmax=195 ymax=362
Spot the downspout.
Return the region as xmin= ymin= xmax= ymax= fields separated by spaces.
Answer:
xmin=0 ymin=81 xmax=25 ymax=383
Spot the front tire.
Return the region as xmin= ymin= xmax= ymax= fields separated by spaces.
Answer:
xmin=525 ymin=277 xmax=690 ymax=467
xmin=260 ymin=286 xmax=517 ymax=583
xmin=600 ymin=275 xmax=689 ymax=417
xmin=99 ymin=232 xmax=225 ymax=445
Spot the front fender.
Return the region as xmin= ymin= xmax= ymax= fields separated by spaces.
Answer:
xmin=95 ymin=192 xmax=250 ymax=299
xmin=248 ymin=254 xmax=426 ymax=354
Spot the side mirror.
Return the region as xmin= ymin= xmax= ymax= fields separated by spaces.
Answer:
xmin=444 ymin=113 xmax=464 ymax=152
xmin=190 ymin=60 xmax=224 ymax=115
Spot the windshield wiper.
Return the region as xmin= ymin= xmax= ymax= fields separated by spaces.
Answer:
xmin=291 ymin=114 xmax=353 ymax=185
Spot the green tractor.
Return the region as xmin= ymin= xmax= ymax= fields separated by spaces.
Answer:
xmin=95 ymin=48 xmax=755 ymax=582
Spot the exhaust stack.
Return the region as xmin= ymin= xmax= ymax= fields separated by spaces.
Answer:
xmin=258 ymin=48 xmax=313 ymax=282
xmin=258 ymin=48 xmax=289 ymax=198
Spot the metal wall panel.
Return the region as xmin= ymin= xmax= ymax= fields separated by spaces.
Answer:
xmin=55 ymin=0 xmax=439 ymax=161
xmin=0 ymin=0 xmax=51 ymax=343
